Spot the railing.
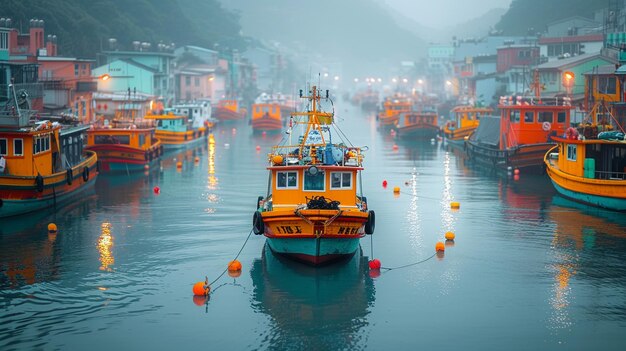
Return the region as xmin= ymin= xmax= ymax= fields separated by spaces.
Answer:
xmin=0 ymin=83 xmax=44 ymax=100
xmin=499 ymin=95 xmax=571 ymax=107
xmin=595 ymin=171 xmax=626 ymax=180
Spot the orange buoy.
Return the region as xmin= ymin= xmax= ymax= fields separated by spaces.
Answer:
xmin=47 ymin=223 xmax=58 ymax=234
xmin=382 ymin=180 xmax=388 ymax=187
xmin=176 ymin=161 xmax=183 ymax=168
xmin=435 ymin=241 xmax=445 ymax=252
xmin=445 ymin=231 xmax=455 ymax=240
xmin=256 ymin=145 xmax=261 ymax=151
xmin=272 ymin=155 xmax=284 ymax=165
xmin=228 ymin=260 xmax=242 ymax=272
xmin=192 ymin=281 xmax=209 ymax=296
xmin=393 ymin=186 xmax=400 ymax=194
xmin=194 ymin=156 xmax=200 ymax=163
xmin=368 ymin=259 xmax=381 ymax=270
xmin=392 ymin=144 xmax=399 ymax=150
xmin=450 ymin=201 xmax=460 ymax=209
xmin=514 ymin=168 xmax=520 ymax=175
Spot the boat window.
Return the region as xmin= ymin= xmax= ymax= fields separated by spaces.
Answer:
xmin=35 ymin=137 xmax=41 ymax=154
xmin=331 ymin=172 xmax=352 ymax=189
xmin=276 ymin=171 xmax=298 ymax=189
xmin=557 ymin=111 xmax=567 ymax=123
xmin=567 ymin=144 xmax=577 ymax=161
xmin=45 ymin=135 xmax=50 ymax=151
xmin=139 ymin=134 xmax=145 ymax=146
xmin=509 ymin=110 xmax=520 ymax=123
xmin=13 ymin=138 xmax=23 ymax=156
xmin=524 ymin=111 xmax=534 ymax=123
xmin=538 ymin=111 xmax=553 ymax=123
xmin=304 ymin=170 xmax=325 ymax=191
xmin=94 ymin=135 xmax=131 ymax=145
xmin=0 ymin=138 xmax=6 ymax=156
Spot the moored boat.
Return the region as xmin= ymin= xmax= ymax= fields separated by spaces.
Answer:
xmin=86 ymin=106 xmax=162 ymax=172
xmin=253 ymin=86 xmax=375 ymax=265
xmin=395 ymin=108 xmax=439 ymax=139
xmin=213 ymin=99 xmax=246 ymax=121
xmin=466 ymin=96 xmax=571 ymax=172
xmin=443 ymin=105 xmax=493 ymax=146
xmin=377 ymin=94 xmax=412 ymax=127
xmin=544 ymin=104 xmax=626 ymax=211
xmin=251 ymin=93 xmax=295 ymax=132
xmin=0 ymin=105 xmax=98 ymax=218
xmin=144 ymin=104 xmax=211 ymax=150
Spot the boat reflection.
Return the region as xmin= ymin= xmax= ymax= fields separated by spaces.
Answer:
xmin=250 ymin=245 xmax=375 ymax=350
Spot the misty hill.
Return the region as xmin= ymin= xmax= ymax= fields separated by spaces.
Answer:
xmin=1 ymin=0 xmax=244 ymax=58
xmin=495 ymin=0 xmax=605 ymax=34
xmin=221 ymin=0 xmax=426 ymax=75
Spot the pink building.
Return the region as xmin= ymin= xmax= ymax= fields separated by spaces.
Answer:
xmin=496 ymin=45 xmax=540 ymax=73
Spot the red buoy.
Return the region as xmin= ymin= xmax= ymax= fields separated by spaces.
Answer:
xmin=369 ymin=259 xmax=381 ymax=270
xmin=153 ymin=186 xmax=160 ymax=195
xmin=382 ymin=180 xmax=388 ymax=188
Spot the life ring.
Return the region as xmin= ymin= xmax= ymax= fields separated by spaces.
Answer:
xmin=365 ymin=210 xmax=375 ymax=235
xmin=66 ymin=168 xmax=73 ymax=185
xmin=542 ymin=121 xmax=551 ymax=131
xmin=82 ymin=166 xmax=89 ymax=182
xmin=252 ymin=211 xmax=264 ymax=235
xmin=35 ymin=174 xmax=44 ymax=192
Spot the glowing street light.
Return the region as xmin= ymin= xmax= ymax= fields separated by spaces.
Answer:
xmin=402 ymin=78 xmax=408 ymax=83
xmin=334 ymin=76 xmax=339 ymax=81
xmin=354 ymin=78 xmax=359 ymax=83
xmin=100 ymin=74 xmax=111 ymax=81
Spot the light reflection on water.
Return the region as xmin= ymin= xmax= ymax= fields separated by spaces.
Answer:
xmin=1 ymin=104 xmax=626 ymax=349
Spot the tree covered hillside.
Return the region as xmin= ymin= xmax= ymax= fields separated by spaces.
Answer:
xmin=0 ymin=0 xmax=245 ymax=58
xmin=495 ymin=0 xmax=607 ymax=34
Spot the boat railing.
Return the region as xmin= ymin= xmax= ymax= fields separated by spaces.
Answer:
xmin=594 ymin=170 xmax=626 ymax=180
xmin=269 ymin=144 xmax=363 ymax=167
xmin=0 ymin=109 xmax=35 ymax=128
xmin=499 ymin=96 xmax=572 ymax=107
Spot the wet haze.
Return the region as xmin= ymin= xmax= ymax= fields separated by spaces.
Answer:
xmin=384 ymin=0 xmax=512 ymax=28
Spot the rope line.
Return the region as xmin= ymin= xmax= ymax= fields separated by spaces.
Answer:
xmin=380 ymin=252 xmax=437 ymax=271
xmin=208 ymin=227 xmax=254 ymax=289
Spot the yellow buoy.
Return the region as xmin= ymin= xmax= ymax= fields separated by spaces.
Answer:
xmin=435 ymin=241 xmax=445 ymax=252
xmin=271 ymin=155 xmax=284 ymax=165
xmin=393 ymin=186 xmax=400 ymax=194
xmin=450 ymin=201 xmax=460 ymax=209
xmin=176 ymin=161 xmax=183 ymax=168
xmin=445 ymin=231 xmax=455 ymax=240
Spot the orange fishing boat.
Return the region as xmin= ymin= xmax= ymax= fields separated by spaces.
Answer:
xmin=466 ymin=95 xmax=571 ymax=172
xmin=253 ymin=86 xmax=375 ymax=265
xmin=0 ymin=90 xmax=98 ymax=217
xmin=377 ymin=94 xmax=412 ymax=127
xmin=251 ymin=93 xmax=295 ymax=132
xmin=395 ymin=105 xmax=439 ymax=139
xmin=213 ymin=99 xmax=246 ymax=121
xmin=443 ymin=105 xmax=493 ymax=146
xmin=144 ymin=102 xmax=212 ymax=150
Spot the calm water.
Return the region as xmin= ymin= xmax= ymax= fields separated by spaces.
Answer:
xmin=2 ymin=101 xmax=626 ymax=350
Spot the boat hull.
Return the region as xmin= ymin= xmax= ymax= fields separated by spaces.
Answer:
xmin=261 ymin=209 xmax=368 ymax=265
xmin=545 ymin=159 xmax=626 ymax=211
xmin=443 ymin=125 xmax=477 ymax=144
xmin=156 ymin=129 xmax=208 ymax=150
xmin=396 ymin=124 xmax=439 ymax=139
xmin=466 ymin=141 xmax=554 ymax=172
xmin=0 ymin=152 xmax=98 ymax=218
xmin=252 ymin=115 xmax=282 ymax=131
xmin=85 ymin=144 xmax=162 ymax=172
xmin=214 ymin=107 xmax=245 ymax=121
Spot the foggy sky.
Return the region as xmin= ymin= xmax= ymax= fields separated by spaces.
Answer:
xmin=384 ymin=0 xmax=512 ymax=28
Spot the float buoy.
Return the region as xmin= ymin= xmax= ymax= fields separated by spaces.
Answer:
xmin=272 ymin=155 xmax=283 ymax=165
xmin=192 ymin=281 xmax=210 ymax=296
xmin=514 ymin=169 xmax=520 ymax=175
xmin=514 ymin=174 xmax=520 ymax=181
xmin=176 ymin=161 xmax=182 ymax=169
xmin=392 ymin=144 xmax=399 ymax=150
xmin=382 ymin=180 xmax=388 ymax=188
xmin=393 ymin=186 xmax=400 ymax=194
xmin=445 ymin=231 xmax=455 ymax=240
xmin=369 ymin=259 xmax=381 ymax=270
xmin=256 ymin=145 xmax=261 ymax=151
xmin=228 ymin=260 xmax=242 ymax=272
xmin=153 ymin=186 xmax=160 ymax=195
xmin=435 ymin=241 xmax=445 ymax=252
xmin=47 ymin=223 xmax=58 ymax=234
xmin=450 ymin=201 xmax=460 ymax=209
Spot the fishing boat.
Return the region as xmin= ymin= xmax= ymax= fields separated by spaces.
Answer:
xmin=144 ymin=102 xmax=212 ymax=150
xmin=359 ymin=89 xmax=379 ymax=112
xmin=377 ymin=94 xmax=412 ymax=127
xmin=86 ymin=103 xmax=162 ymax=173
xmin=443 ymin=105 xmax=493 ymax=146
xmin=544 ymin=103 xmax=626 ymax=211
xmin=250 ymin=93 xmax=295 ymax=132
xmin=0 ymin=88 xmax=98 ymax=217
xmin=213 ymin=99 xmax=246 ymax=121
xmin=395 ymin=108 xmax=440 ymax=139
xmin=253 ymin=86 xmax=375 ymax=265
xmin=466 ymin=95 xmax=571 ymax=172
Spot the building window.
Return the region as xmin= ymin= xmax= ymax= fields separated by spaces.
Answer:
xmin=0 ymin=138 xmax=7 ymax=155
xmin=0 ymin=32 xmax=8 ymax=50
xmin=277 ymin=171 xmax=298 ymax=189
xmin=185 ymin=76 xmax=191 ymax=86
xmin=195 ymin=77 xmax=200 ymax=86
xmin=74 ymin=64 xmax=79 ymax=77
xmin=330 ymin=172 xmax=352 ymax=189
xmin=13 ymin=138 xmax=23 ymax=156
xmin=567 ymin=144 xmax=576 ymax=161
xmin=598 ymin=77 xmax=616 ymax=94
xmin=304 ymin=170 xmax=325 ymax=191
